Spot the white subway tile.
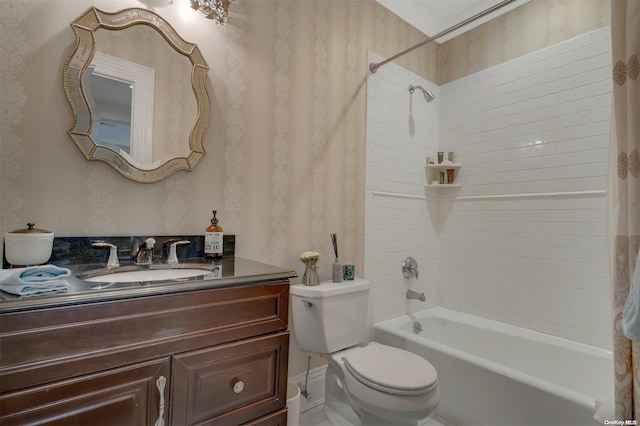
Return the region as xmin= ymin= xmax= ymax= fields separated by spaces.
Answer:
xmin=368 ymin=28 xmax=611 ymax=350
xmin=557 ymin=325 xmax=592 ymax=345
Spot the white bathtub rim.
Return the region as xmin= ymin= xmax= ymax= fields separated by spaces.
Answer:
xmin=373 ymin=307 xmax=613 ymax=410
xmin=403 ymin=307 xmax=611 ymax=358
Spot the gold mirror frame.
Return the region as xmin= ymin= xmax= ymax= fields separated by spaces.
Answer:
xmin=63 ymin=7 xmax=210 ymax=183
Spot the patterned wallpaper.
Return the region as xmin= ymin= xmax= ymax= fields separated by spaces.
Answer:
xmin=438 ymin=0 xmax=610 ymax=84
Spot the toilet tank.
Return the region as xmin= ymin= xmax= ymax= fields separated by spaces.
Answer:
xmin=290 ymin=278 xmax=371 ymax=354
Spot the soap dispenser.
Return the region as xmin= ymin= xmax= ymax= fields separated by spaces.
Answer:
xmin=205 ymin=210 xmax=223 ymax=259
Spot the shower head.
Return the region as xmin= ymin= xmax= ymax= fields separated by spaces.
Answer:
xmin=408 ymin=85 xmax=435 ymax=103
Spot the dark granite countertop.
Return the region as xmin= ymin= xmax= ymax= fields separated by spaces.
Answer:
xmin=0 ymin=257 xmax=296 ymax=313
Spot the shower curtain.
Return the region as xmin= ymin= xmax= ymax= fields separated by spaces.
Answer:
xmin=610 ymin=0 xmax=640 ymax=421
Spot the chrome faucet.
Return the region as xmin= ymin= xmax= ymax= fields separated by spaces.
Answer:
xmin=91 ymin=241 xmax=120 ymax=268
xmin=134 ymin=238 xmax=156 ymax=265
xmin=406 ymin=289 xmax=425 ymax=302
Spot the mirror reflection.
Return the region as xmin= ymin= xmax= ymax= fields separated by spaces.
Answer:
xmin=85 ymin=56 xmax=140 ymax=161
xmin=86 ymin=74 xmax=133 ymax=150
xmin=63 ymin=7 xmax=210 ymax=183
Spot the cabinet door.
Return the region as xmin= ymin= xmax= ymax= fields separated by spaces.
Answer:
xmin=171 ymin=332 xmax=289 ymax=426
xmin=0 ymin=357 xmax=170 ymax=426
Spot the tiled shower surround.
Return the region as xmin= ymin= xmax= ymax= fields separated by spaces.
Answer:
xmin=366 ymin=27 xmax=612 ymax=350
xmin=365 ymin=51 xmax=441 ymax=326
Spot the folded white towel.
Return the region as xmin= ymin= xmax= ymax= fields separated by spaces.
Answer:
xmin=0 ymin=265 xmax=71 ymax=296
xmin=623 ymin=249 xmax=640 ymax=341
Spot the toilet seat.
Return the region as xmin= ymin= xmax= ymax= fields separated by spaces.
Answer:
xmin=343 ymin=344 xmax=437 ymax=396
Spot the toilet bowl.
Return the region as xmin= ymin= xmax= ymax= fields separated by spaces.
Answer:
xmin=290 ymin=280 xmax=440 ymax=426
xmin=324 ymin=343 xmax=439 ymax=426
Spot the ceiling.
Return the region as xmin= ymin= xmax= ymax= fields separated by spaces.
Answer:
xmin=376 ymin=0 xmax=530 ymax=42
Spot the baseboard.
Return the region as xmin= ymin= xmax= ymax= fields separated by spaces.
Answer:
xmin=288 ymin=365 xmax=326 ymax=413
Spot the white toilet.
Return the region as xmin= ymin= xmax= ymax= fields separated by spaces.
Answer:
xmin=290 ymin=278 xmax=439 ymax=426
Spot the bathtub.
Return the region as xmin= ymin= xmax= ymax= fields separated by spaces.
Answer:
xmin=373 ymin=307 xmax=613 ymax=426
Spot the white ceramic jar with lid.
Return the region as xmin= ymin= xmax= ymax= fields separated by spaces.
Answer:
xmin=4 ymin=223 xmax=54 ymax=266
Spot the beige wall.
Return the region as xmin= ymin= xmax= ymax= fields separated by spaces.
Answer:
xmin=438 ymin=0 xmax=610 ymax=84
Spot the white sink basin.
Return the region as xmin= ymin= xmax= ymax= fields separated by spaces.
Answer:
xmin=85 ymin=268 xmax=214 ymax=283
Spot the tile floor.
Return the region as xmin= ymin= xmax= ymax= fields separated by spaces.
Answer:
xmin=298 ymin=404 xmax=454 ymax=426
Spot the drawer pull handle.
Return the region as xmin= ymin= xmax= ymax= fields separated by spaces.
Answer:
xmin=154 ymin=376 xmax=167 ymax=426
xmin=233 ymin=380 xmax=245 ymax=394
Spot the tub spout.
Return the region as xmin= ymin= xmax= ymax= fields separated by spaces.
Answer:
xmin=406 ymin=289 xmax=425 ymax=302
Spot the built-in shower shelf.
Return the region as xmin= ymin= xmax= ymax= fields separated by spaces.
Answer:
xmin=425 ymin=184 xmax=461 ymax=189
xmin=425 ymin=164 xmax=461 ymax=188
xmin=425 ymin=164 xmax=461 ymax=171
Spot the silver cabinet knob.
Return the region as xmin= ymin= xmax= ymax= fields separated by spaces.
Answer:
xmin=233 ymin=380 xmax=245 ymax=394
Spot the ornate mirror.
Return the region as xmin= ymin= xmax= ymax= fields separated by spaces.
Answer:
xmin=63 ymin=7 xmax=210 ymax=183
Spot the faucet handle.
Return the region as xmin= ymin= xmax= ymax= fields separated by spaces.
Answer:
xmin=162 ymin=239 xmax=180 ymax=258
xmin=167 ymin=240 xmax=190 ymax=265
xmin=402 ymin=257 xmax=418 ymax=279
xmin=91 ymin=241 xmax=120 ymax=268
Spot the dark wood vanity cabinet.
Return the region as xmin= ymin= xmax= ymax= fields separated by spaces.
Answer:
xmin=0 ymin=280 xmax=290 ymax=426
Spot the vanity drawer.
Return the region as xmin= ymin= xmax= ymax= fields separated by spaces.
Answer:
xmin=171 ymin=332 xmax=289 ymax=426
xmin=0 ymin=281 xmax=289 ymax=393
xmin=245 ymin=409 xmax=287 ymax=425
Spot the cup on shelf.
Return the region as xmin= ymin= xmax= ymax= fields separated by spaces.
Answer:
xmin=343 ymin=264 xmax=355 ymax=281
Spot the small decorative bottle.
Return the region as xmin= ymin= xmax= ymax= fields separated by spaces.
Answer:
xmin=330 ymin=233 xmax=342 ymax=283
xmin=332 ymin=258 xmax=343 ymax=283
xmin=205 ymin=210 xmax=223 ymax=259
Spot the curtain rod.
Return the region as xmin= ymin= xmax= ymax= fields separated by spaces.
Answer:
xmin=369 ymin=0 xmax=520 ymax=73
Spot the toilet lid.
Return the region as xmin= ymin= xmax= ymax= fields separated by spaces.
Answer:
xmin=343 ymin=344 xmax=437 ymax=396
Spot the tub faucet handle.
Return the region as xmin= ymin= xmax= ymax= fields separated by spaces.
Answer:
xmin=402 ymin=257 xmax=419 ymax=279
